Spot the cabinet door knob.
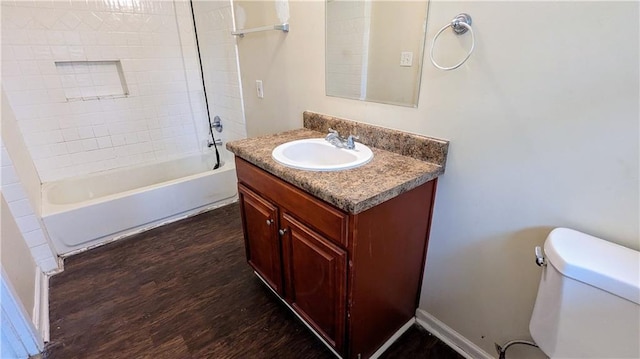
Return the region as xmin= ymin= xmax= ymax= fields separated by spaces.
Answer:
xmin=278 ymin=228 xmax=287 ymax=236
xmin=266 ymin=219 xmax=274 ymax=225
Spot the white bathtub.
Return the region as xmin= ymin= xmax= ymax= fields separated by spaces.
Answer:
xmin=42 ymin=151 xmax=238 ymax=256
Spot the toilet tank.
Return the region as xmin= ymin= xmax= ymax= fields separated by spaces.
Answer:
xmin=529 ymin=228 xmax=640 ymax=359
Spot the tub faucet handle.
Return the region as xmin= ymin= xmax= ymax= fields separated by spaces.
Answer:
xmin=208 ymin=139 xmax=223 ymax=148
xmin=212 ymin=115 xmax=223 ymax=133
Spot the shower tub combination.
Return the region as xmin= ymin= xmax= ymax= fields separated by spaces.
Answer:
xmin=42 ymin=150 xmax=238 ymax=256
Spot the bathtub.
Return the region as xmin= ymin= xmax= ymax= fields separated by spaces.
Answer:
xmin=42 ymin=151 xmax=238 ymax=256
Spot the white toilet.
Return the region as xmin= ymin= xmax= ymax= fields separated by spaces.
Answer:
xmin=529 ymin=228 xmax=640 ymax=358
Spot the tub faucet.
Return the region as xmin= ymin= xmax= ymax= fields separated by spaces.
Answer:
xmin=207 ymin=139 xmax=223 ymax=147
xmin=325 ymin=128 xmax=359 ymax=150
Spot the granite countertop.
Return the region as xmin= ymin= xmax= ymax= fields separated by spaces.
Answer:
xmin=226 ymin=113 xmax=449 ymax=214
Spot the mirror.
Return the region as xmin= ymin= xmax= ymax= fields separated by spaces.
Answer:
xmin=233 ymin=0 xmax=290 ymax=30
xmin=325 ymin=0 xmax=429 ymax=108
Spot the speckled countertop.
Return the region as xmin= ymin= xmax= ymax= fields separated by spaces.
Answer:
xmin=226 ymin=112 xmax=449 ymax=214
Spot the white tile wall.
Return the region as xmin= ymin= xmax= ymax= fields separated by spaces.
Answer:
xmin=0 ymin=144 xmax=58 ymax=272
xmin=55 ymin=60 xmax=128 ymax=100
xmin=190 ymin=0 xmax=247 ymax=144
xmin=326 ymin=1 xmax=370 ymax=99
xmin=0 ymin=0 xmax=246 ymax=182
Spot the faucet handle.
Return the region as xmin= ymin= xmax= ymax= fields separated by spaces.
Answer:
xmin=346 ymin=134 xmax=359 ymax=149
xmin=325 ymin=128 xmax=339 ymax=141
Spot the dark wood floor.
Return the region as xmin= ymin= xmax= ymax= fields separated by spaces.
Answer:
xmin=45 ymin=203 xmax=464 ymax=359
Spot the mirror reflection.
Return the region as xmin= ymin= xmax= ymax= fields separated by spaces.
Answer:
xmin=326 ymin=0 xmax=429 ymax=107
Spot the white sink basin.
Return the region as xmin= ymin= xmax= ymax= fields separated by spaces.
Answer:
xmin=272 ymin=138 xmax=374 ymax=171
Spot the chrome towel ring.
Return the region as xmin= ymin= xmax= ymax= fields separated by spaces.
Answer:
xmin=430 ymin=13 xmax=475 ymax=71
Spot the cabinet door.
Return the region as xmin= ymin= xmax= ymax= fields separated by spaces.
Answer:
xmin=238 ymin=184 xmax=283 ymax=295
xmin=281 ymin=213 xmax=347 ymax=352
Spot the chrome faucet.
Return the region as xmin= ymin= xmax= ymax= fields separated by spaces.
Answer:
xmin=345 ymin=134 xmax=358 ymax=149
xmin=325 ymin=128 xmax=359 ymax=150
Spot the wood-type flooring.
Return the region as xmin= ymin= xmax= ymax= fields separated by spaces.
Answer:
xmin=45 ymin=203 xmax=464 ymax=359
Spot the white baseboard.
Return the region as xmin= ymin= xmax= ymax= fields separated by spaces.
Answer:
xmin=253 ymin=271 xmax=343 ymax=359
xmin=255 ymin=271 xmax=416 ymax=359
xmin=415 ymin=309 xmax=495 ymax=359
xmin=32 ymin=269 xmax=50 ymax=343
xmin=369 ymin=317 xmax=415 ymax=359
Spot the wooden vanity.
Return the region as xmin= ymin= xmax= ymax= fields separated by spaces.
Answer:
xmin=227 ymin=112 xmax=449 ymax=359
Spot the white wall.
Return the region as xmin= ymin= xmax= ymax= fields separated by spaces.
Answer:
xmin=0 ymin=0 xmax=243 ymax=259
xmin=326 ymin=0 xmax=369 ymax=100
xmin=192 ymin=0 xmax=247 ymax=143
xmin=0 ymin=0 xmax=207 ymax=181
xmin=1 ymin=94 xmax=58 ymax=271
xmin=0 ymin=142 xmax=58 ymax=272
xmin=0 ymin=194 xmax=37 ymax=321
xmin=234 ymin=1 xmax=639 ymax=356
xmin=1 ymin=93 xmax=42 ymax=213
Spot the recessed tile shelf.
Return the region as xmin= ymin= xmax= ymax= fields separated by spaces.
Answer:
xmin=55 ymin=60 xmax=129 ymax=102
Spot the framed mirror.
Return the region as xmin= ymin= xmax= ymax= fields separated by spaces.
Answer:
xmin=326 ymin=0 xmax=429 ymax=108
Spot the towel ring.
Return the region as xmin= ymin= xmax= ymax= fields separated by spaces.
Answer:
xmin=430 ymin=13 xmax=475 ymax=71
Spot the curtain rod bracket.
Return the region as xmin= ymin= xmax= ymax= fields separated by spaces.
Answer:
xmin=232 ymin=23 xmax=289 ymax=37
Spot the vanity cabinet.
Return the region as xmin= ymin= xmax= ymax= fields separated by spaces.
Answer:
xmin=238 ymin=184 xmax=283 ymax=294
xmin=280 ymin=212 xmax=347 ymax=351
xmin=235 ymin=158 xmax=437 ymax=359
xmin=239 ymin=183 xmax=347 ymax=349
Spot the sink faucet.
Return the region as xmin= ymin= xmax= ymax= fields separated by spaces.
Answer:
xmin=325 ymin=128 xmax=359 ymax=150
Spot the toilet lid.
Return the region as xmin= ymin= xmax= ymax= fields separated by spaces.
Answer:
xmin=545 ymin=228 xmax=640 ymax=305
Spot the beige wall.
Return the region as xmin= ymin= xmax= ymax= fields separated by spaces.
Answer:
xmin=1 ymin=194 xmax=37 ymax=321
xmin=366 ymin=1 xmax=426 ymax=106
xmin=234 ymin=1 xmax=280 ymax=30
xmin=2 ymin=91 xmax=59 ymax=272
xmin=235 ymin=0 xmax=639 ymax=356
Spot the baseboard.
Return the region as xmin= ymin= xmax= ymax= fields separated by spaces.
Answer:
xmin=415 ymin=309 xmax=495 ymax=359
xmin=32 ymin=269 xmax=50 ymax=343
xmin=369 ymin=318 xmax=415 ymax=359
xmin=254 ymin=271 xmax=415 ymax=359
xmin=253 ymin=271 xmax=343 ymax=359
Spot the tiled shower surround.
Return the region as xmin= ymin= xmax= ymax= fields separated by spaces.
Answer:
xmin=326 ymin=0 xmax=370 ymax=100
xmin=191 ymin=1 xmax=247 ymax=144
xmin=1 ymin=0 xmax=245 ymax=182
